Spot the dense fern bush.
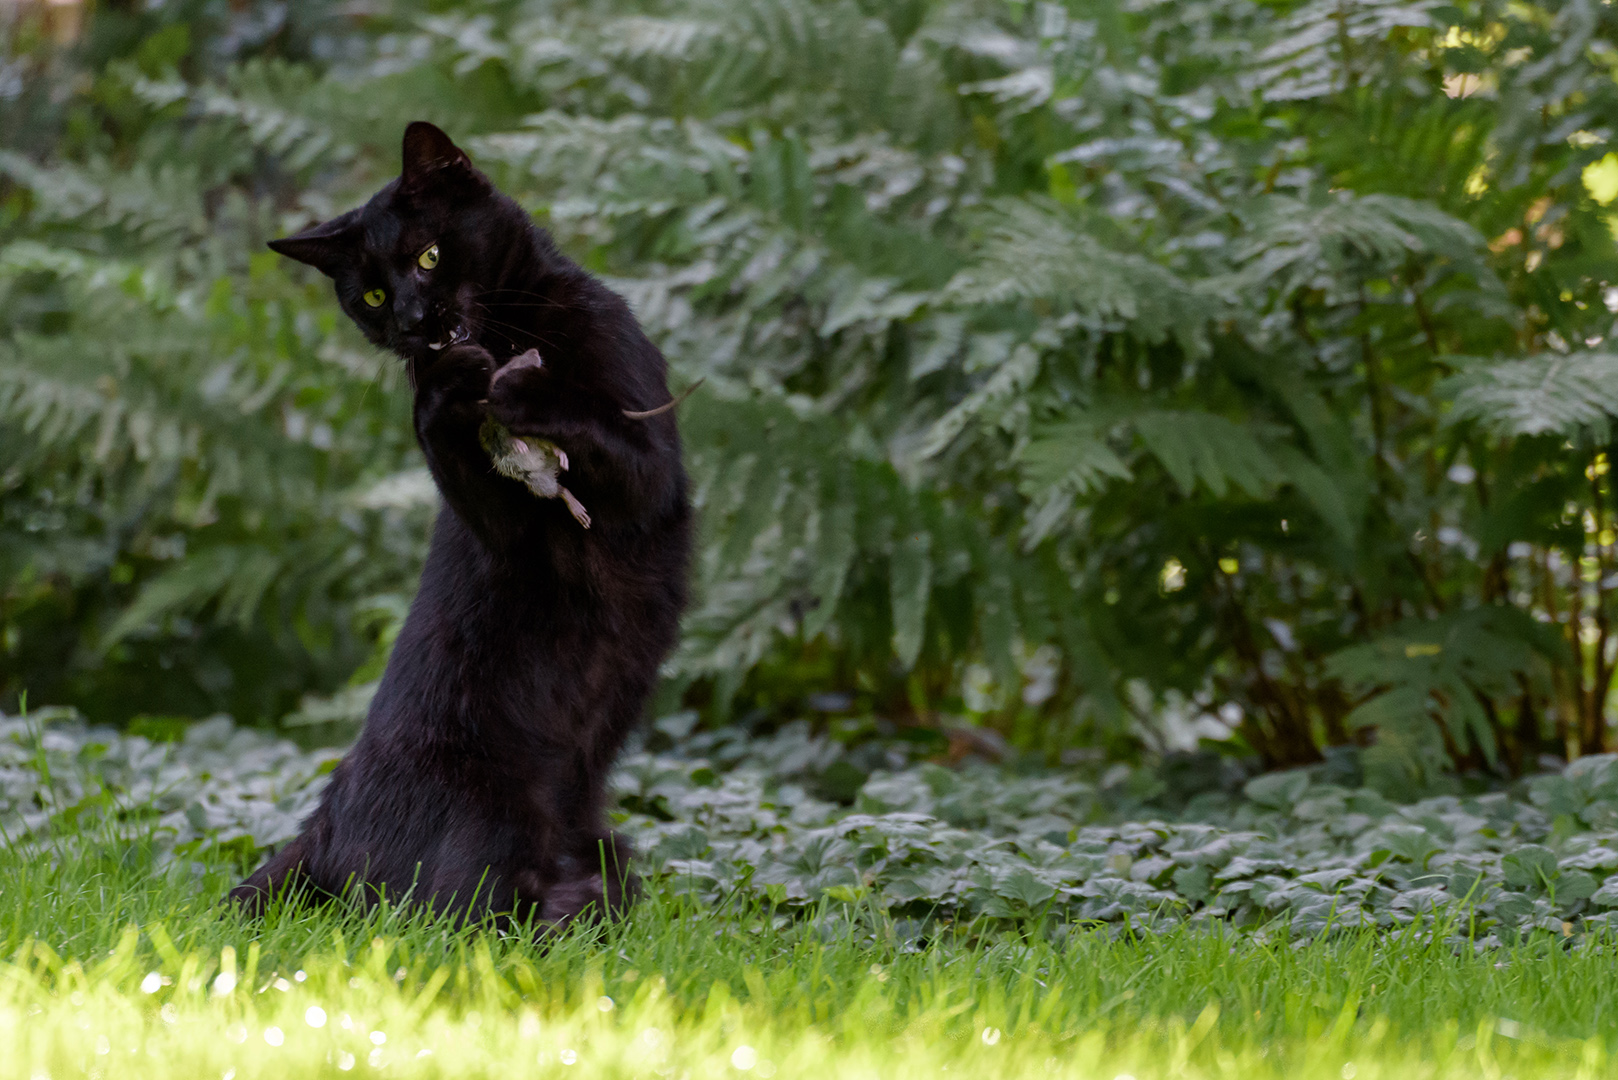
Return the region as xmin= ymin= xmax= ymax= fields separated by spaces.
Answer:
xmin=2 ymin=0 xmax=1616 ymax=782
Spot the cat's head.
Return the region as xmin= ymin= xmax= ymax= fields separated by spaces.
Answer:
xmin=269 ymin=122 xmax=513 ymax=358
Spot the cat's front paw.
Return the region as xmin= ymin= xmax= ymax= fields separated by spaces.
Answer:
xmin=411 ymin=342 xmax=495 ymax=400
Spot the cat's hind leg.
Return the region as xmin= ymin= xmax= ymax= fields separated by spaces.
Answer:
xmin=537 ymin=834 xmax=640 ymax=927
xmin=228 ymin=835 xmax=317 ymax=917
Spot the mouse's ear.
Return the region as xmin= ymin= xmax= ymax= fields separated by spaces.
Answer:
xmin=401 ymin=121 xmax=475 ymax=191
xmin=267 ymin=208 xmax=361 ymax=277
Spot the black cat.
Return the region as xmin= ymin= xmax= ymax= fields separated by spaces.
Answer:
xmin=229 ymin=122 xmax=691 ymax=927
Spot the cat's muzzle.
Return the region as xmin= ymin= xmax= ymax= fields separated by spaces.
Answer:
xmin=426 ymin=325 xmax=470 ymax=351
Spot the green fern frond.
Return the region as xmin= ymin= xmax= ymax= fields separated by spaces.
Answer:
xmin=1245 ymin=0 xmax=1444 ymax=102
xmin=1446 ymin=352 xmax=1618 ymax=438
xmin=946 ymin=199 xmax=1217 ymax=349
xmin=1228 ymin=192 xmax=1490 ymax=300
xmin=1326 ymin=607 xmax=1564 ymax=766
xmin=0 ymin=152 xmax=208 ymax=247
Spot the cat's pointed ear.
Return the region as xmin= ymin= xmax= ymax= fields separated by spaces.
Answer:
xmin=401 ymin=121 xmax=474 ymax=191
xmin=268 ymin=209 xmax=361 ymax=277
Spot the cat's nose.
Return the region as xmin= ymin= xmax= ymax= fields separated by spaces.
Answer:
xmin=396 ymin=301 xmax=426 ymax=332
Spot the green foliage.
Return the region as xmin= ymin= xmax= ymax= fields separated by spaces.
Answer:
xmin=27 ymin=707 xmax=1618 ymax=945
xmin=1326 ymin=607 xmax=1566 ymax=768
xmin=3 ymin=0 xmax=1617 ymax=777
xmin=1448 ymin=352 xmax=1618 ymax=438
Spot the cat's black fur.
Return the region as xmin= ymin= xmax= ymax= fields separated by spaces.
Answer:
xmin=229 ymin=123 xmax=691 ymax=927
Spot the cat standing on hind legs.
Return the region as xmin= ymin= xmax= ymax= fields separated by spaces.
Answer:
xmin=229 ymin=122 xmax=692 ymax=929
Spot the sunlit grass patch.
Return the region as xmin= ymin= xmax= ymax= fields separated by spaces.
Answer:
xmin=3 ymin=927 xmax=1615 ymax=1080
xmin=5 ymin=838 xmax=1618 ymax=1080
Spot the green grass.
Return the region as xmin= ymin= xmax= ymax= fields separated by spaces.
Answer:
xmin=6 ymin=837 xmax=1618 ymax=1079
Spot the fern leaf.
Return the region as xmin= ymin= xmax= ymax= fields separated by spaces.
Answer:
xmin=802 ymin=468 xmax=856 ymax=640
xmin=101 ymin=546 xmax=258 ymax=646
xmin=1446 ymin=352 xmax=1618 ymax=438
xmin=946 ymin=199 xmax=1216 ymax=350
xmin=890 ymin=526 xmax=932 ymax=669
xmin=1228 ymin=192 xmax=1490 ymax=300
xmin=1245 ymin=0 xmax=1444 ymax=101
xmin=1132 ymin=411 xmax=1284 ymax=498
xmin=1326 ymin=607 xmax=1565 ymax=767
xmin=919 ymin=340 xmax=1037 ymax=459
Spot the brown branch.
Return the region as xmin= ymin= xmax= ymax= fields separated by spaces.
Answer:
xmin=1358 ymin=287 xmax=1395 ymax=501
xmin=1408 ymin=272 xmax=1442 ymax=359
xmin=1213 ymin=568 xmax=1321 ymax=767
xmin=1543 ymin=547 xmax=1573 ymax=757
xmin=1588 ymin=459 xmax=1612 ymax=753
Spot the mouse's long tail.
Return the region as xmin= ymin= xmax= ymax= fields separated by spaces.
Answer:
xmin=623 ymin=378 xmax=705 ymax=420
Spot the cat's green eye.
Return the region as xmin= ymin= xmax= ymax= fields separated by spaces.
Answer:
xmin=418 ymin=244 xmax=440 ymax=270
xmin=363 ymin=288 xmax=386 ymax=308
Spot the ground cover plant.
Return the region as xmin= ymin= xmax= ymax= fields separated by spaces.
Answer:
xmin=18 ymin=706 xmax=1618 ymax=945
xmin=10 ymin=709 xmax=1618 ymax=1079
